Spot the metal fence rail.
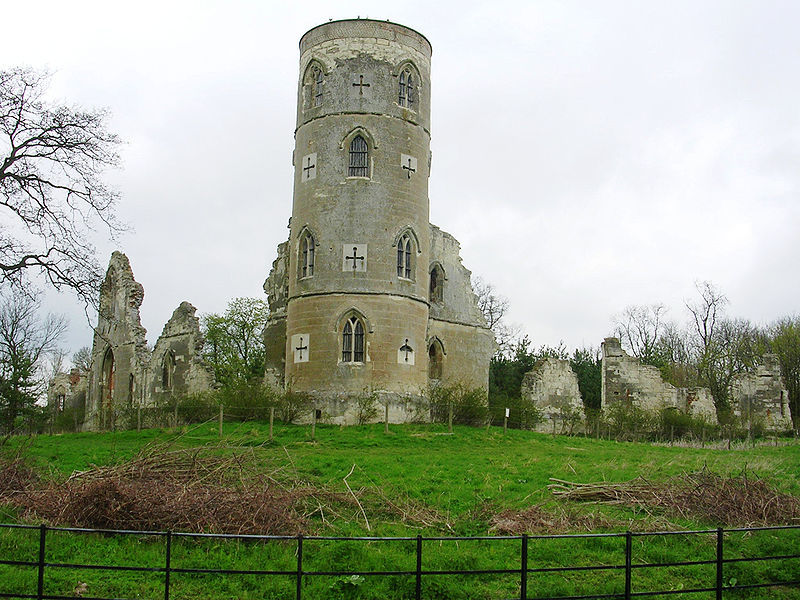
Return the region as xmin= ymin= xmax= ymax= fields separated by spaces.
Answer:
xmin=0 ymin=523 xmax=798 ymax=599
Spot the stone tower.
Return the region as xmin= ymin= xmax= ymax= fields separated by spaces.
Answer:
xmin=264 ymin=19 xmax=494 ymax=421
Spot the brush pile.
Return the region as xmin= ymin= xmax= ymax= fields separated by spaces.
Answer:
xmin=548 ymin=469 xmax=800 ymax=527
xmin=0 ymin=445 xmax=451 ymax=534
xmin=489 ymin=504 xmax=614 ymax=534
xmin=1 ymin=446 xmax=314 ymax=535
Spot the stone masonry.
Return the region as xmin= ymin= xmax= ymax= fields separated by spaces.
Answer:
xmin=262 ymin=20 xmax=494 ymax=424
xmin=601 ymin=337 xmax=716 ymax=420
xmin=731 ymin=354 xmax=792 ymax=430
xmin=520 ymin=358 xmax=585 ymax=433
xmin=84 ymin=252 xmax=215 ymax=429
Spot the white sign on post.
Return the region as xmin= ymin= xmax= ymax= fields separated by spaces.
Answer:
xmin=505 ymin=408 xmax=510 ymax=418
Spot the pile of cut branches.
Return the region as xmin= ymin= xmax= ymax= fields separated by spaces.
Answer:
xmin=8 ymin=444 xmax=312 ymax=535
xmin=489 ymin=504 xmax=615 ymax=535
xmin=1 ymin=444 xmax=453 ymax=534
xmin=548 ymin=469 xmax=800 ymax=527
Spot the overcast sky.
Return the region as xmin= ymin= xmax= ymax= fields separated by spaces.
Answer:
xmin=2 ymin=0 xmax=799 ymax=359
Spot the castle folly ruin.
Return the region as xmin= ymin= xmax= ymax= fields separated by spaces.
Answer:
xmin=262 ymin=20 xmax=494 ymax=422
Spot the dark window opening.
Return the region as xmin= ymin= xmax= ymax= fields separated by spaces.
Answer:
xmin=342 ymin=316 xmax=365 ymax=362
xmin=348 ymin=135 xmax=368 ymax=177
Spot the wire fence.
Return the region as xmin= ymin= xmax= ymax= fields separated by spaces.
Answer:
xmin=0 ymin=523 xmax=798 ymax=599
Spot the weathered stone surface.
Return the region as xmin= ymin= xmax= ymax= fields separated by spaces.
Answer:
xmin=263 ymin=19 xmax=493 ymax=422
xmin=86 ymin=251 xmax=150 ymax=429
xmin=84 ymin=253 xmax=215 ymax=429
xmin=148 ymin=301 xmax=215 ymax=401
xmin=731 ymin=354 xmax=792 ymax=430
xmin=601 ymin=337 xmax=717 ymax=422
xmin=521 ymin=358 xmax=585 ymax=433
xmin=47 ymin=369 xmax=87 ymax=413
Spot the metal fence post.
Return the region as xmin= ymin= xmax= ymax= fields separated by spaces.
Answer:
xmin=416 ymin=534 xmax=423 ymax=600
xmin=520 ymin=534 xmax=528 ymax=600
xmin=296 ymin=535 xmax=303 ymax=600
xmin=164 ymin=531 xmax=172 ymax=600
xmin=716 ymin=528 xmax=724 ymax=600
xmin=37 ymin=524 xmax=46 ymax=600
xmin=624 ymin=531 xmax=632 ymax=600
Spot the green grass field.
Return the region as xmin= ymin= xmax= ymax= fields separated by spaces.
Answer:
xmin=2 ymin=422 xmax=799 ymax=599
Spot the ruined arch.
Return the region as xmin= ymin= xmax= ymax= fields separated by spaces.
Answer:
xmin=428 ymin=337 xmax=445 ymax=380
xmin=162 ymin=350 xmax=176 ymax=391
xmin=101 ymin=347 xmax=115 ymax=428
xmin=429 ymin=262 xmax=446 ymax=304
xmin=302 ymin=58 xmax=329 ymax=109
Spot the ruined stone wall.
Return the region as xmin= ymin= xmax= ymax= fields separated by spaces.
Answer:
xmin=84 ymin=253 xmax=216 ymax=430
xmin=521 ymin=358 xmax=584 ymax=433
xmin=263 ymin=241 xmax=289 ymax=389
xmin=731 ymin=354 xmax=792 ymax=430
xmin=147 ymin=302 xmax=215 ymax=403
xmin=87 ymin=252 xmax=150 ymax=429
xmin=601 ymin=337 xmax=716 ymax=421
xmin=601 ymin=337 xmax=678 ymax=411
xmin=427 ymin=225 xmax=493 ymax=392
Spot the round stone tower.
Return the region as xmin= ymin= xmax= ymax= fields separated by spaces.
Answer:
xmin=285 ymin=19 xmax=433 ymax=399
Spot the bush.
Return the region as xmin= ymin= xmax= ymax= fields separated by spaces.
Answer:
xmin=354 ymin=391 xmax=379 ymax=425
xmin=429 ymin=383 xmax=489 ymax=427
xmin=488 ymin=393 xmax=542 ymax=430
xmin=278 ymin=390 xmax=313 ymax=424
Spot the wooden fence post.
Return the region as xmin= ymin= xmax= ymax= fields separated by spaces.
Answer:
xmin=269 ymin=406 xmax=274 ymax=441
xmin=218 ymin=405 xmax=223 ymax=437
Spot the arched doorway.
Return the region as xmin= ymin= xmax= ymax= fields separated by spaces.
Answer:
xmin=101 ymin=347 xmax=115 ymax=429
xmin=428 ymin=340 xmax=443 ymax=380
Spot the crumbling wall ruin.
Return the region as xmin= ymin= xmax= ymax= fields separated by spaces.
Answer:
xmin=731 ymin=354 xmax=792 ymax=430
xmin=520 ymin=358 xmax=584 ymax=433
xmin=601 ymin=337 xmax=716 ymax=421
xmin=85 ymin=253 xmax=215 ymax=430
xmin=87 ymin=252 xmax=150 ymax=429
xmin=148 ymin=302 xmax=215 ymax=403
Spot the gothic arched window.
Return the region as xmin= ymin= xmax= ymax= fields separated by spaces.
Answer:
xmin=162 ymin=350 xmax=175 ymax=391
xmin=399 ymin=68 xmax=415 ymax=107
xmin=429 ymin=264 xmax=445 ymax=304
xmin=304 ymin=64 xmax=324 ymax=108
xmin=312 ymin=66 xmax=323 ymax=107
xmin=348 ymin=135 xmax=369 ymax=177
xmin=428 ymin=341 xmax=443 ymax=380
xmin=397 ymin=234 xmax=412 ymax=279
xmin=342 ymin=316 xmax=365 ymax=362
xmin=300 ymin=232 xmax=315 ymax=278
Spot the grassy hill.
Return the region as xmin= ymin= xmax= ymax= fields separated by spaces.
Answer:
xmin=1 ymin=423 xmax=799 ymax=599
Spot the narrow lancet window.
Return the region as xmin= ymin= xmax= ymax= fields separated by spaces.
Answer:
xmin=301 ymin=233 xmax=315 ymax=277
xmin=399 ymin=68 xmax=415 ymax=107
xmin=342 ymin=316 xmax=365 ymax=362
xmin=348 ymin=135 xmax=368 ymax=177
xmin=397 ymin=234 xmax=412 ymax=278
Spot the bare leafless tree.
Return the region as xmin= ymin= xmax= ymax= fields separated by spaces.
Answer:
xmin=0 ymin=68 xmax=123 ymax=305
xmin=71 ymin=345 xmax=92 ymax=372
xmin=0 ymin=290 xmax=67 ymax=433
xmin=472 ymin=276 xmax=519 ymax=356
xmin=613 ymin=303 xmax=667 ymax=365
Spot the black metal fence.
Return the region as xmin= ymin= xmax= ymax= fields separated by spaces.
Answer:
xmin=0 ymin=523 xmax=798 ymax=600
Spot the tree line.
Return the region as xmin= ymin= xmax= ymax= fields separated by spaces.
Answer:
xmin=480 ymin=279 xmax=799 ymax=431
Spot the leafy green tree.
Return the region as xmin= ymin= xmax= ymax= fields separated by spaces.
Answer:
xmin=770 ymin=316 xmax=800 ymax=430
xmin=201 ymin=298 xmax=269 ymax=387
xmin=570 ymin=346 xmax=601 ymax=411
xmin=0 ymin=291 xmax=66 ymax=434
